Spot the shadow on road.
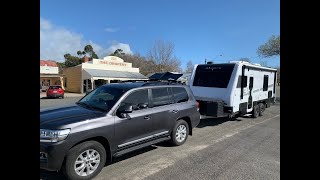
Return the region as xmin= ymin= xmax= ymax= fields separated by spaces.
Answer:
xmin=40 ymin=169 xmax=66 ymax=180
xmin=40 ymin=146 xmax=157 ymax=180
xmin=196 ymin=117 xmax=241 ymax=128
xmin=111 ymin=146 xmax=157 ymax=164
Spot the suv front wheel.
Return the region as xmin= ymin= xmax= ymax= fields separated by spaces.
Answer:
xmin=170 ymin=120 xmax=189 ymax=146
xmin=62 ymin=141 xmax=106 ymax=180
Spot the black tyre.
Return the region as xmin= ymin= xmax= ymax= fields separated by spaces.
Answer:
xmin=170 ymin=120 xmax=189 ymax=146
xmin=61 ymin=95 xmax=64 ymax=99
xmin=62 ymin=141 xmax=106 ymax=180
xmin=251 ymin=104 xmax=260 ymax=118
xmin=259 ymin=103 xmax=265 ymax=116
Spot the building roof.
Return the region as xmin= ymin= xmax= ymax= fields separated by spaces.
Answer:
xmin=40 ymin=60 xmax=58 ymax=67
xmin=83 ymin=69 xmax=148 ymax=79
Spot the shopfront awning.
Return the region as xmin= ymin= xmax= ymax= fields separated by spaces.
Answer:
xmin=83 ymin=69 xmax=148 ymax=80
xmin=40 ymin=74 xmax=61 ymax=78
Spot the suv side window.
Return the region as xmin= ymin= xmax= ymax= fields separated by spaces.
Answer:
xmin=172 ymin=87 xmax=189 ymax=103
xmin=120 ymin=89 xmax=149 ymax=111
xmin=152 ymin=88 xmax=173 ymax=107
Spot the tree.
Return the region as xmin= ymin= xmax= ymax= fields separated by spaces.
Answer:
xmin=63 ymin=53 xmax=82 ymax=67
xmin=117 ymin=53 xmax=157 ymax=75
xmin=239 ymin=57 xmax=251 ymax=63
xmin=110 ymin=49 xmax=125 ymax=56
xmin=257 ymin=35 xmax=280 ymax=58
xmin=63 ymin=44 xmax=100 ymax=68
xmin=79 ymin=45 xmax=99 ymax=60
xmin=147 ymin=40 xmax=181 ymax=72
xmin=56 ymin=62 xmax=65 ymax=73
xmin=77 ymin=50 xmax=84 ymax=57
xmin=259 ymin=60 xmax=268 ymax=67
xmin=186 ymin=60 xmax=194 ymax=73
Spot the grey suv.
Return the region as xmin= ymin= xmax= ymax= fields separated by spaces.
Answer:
xmin=40 ymin=82 xmax=200 ymax=180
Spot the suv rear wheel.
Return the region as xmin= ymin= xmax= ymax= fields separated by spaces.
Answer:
xmin=170 ymin=120 xmax=189 ymax=146
xmin=62 ymin=141 xmax=106 ymax=180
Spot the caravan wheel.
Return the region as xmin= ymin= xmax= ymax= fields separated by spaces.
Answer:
xmin=252 ymin=105 xmax=260 ymax=118
xmin=259 ymin=103 xmax=265 ymax=116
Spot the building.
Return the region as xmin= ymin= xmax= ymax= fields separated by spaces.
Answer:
xmin=63 ymin=56 xmax=148 ymax=93
xmin=40 ymin=60 xmax=62 ymax=91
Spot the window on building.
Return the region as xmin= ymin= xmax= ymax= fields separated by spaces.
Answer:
xmin=263 ymin=75 xmax=269 ymax=91
xmin=64 ymin=78 xmax=67 ymax=88
xmin=120 ymin=89 xmax=149 ymax=111
xmin=172 ymin=87 xmax=189 ymax=103
xmin=152 ymin=88 xmax=173 ymax=107
xmin=88 ymin=79 xmax=92 ymax=90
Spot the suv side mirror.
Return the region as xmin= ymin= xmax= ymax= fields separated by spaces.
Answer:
xmin=117 ymin=105 xmax=133 ymax=118
xmin=118 ymin=105 xmax=133 ymax=113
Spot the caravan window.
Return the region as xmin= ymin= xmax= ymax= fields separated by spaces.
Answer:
xmin=236 ymin=76 xmax=247 ymax=88
xmin=193 ymin=64 xmax=235 ymax=88
xmin=263 ymin=75 xmax=269 ymax=91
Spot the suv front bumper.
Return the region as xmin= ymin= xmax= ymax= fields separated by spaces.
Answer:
xmin=40 ymin=140 xmax=69 ymax=171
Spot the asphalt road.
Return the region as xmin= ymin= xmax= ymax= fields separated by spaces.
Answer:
xmin=40 ymin=86 xmax=280 ymax=180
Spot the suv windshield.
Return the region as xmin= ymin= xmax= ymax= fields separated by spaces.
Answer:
xmin=77 ymin=86 xmax=127 ymax=112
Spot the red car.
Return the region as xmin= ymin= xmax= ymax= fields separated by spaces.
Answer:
xmin=46 ymin=85 xmax=64 ymax=99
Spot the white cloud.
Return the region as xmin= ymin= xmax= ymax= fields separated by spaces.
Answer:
xmin=40 ymin=17 xmax=132 ymax=62
xmin=105 ymin=42 xmax=133 ymax=55
xmin=104 ymin=27 xmax=119 ymax=32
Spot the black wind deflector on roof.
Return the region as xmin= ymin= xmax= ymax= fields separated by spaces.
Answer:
xmin=149 ymin=72 xmax=183 ymax=81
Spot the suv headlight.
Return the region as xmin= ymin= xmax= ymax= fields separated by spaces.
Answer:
xmin=40 ymin=129 xmax=71 ymax=142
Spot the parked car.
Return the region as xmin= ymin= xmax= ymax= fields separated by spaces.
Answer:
xmin=40 ymin=82 xmax=200 ymax=180
xmin=46 ymin=85 xmax=64 ymax=99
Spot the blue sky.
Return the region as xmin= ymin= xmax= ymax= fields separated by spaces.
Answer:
xmin=40 ymin=0 xmax=280 ymax=69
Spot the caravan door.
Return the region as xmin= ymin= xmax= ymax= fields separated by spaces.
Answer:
xmin=247 ymin=76 xmax=254 ymax=112
xmin=238 ymin=71 xmax=254 ymax=114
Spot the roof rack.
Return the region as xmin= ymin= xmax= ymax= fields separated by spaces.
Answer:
xmin=149 ymin=72 xmax=183 ymax=81
xmin=116 ymin=72 xmax=184 ymax=84
xmin=117 ymin=79 xmax=183 ymax=85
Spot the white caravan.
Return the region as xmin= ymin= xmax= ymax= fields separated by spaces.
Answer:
xmin=189 ymin=61 xmax=277 ymax=118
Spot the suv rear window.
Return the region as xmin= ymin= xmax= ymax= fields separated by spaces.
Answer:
xmin=49 ymin=86 xmax=61 ymax=89
xmin=193 ymin=64 xmax=235 ymax=88
xmin=152 ymin=88 xmax=173 ymax=107
xmin=172 ymin=87 xmax=189 ymax=103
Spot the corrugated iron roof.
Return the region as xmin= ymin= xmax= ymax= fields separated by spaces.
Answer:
xmin=84 ymin=69 xmax=148 ymax=79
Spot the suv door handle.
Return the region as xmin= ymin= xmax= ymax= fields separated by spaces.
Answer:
xmin=144 ymin=115 xmax=151 ymax=120
xmin=171 ymin=110 xmax=179 ymax=113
